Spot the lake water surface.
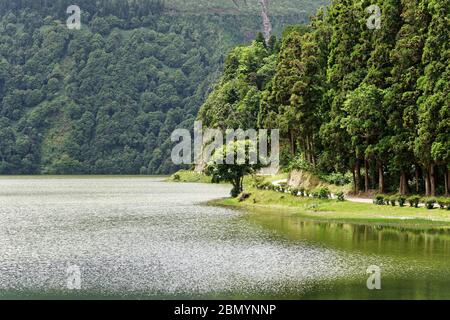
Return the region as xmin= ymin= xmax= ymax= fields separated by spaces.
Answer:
xmin=0 ymin=177 xmax=449 ymax=299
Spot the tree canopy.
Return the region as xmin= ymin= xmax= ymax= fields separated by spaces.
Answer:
xmin=198 ymin=0 xmax=449 ymax=197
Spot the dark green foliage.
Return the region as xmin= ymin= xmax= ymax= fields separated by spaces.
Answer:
xmin=388 ymin=196 xmax=396 ymax=207
xmin=374 ymin=194 xmax=385 ymax=205
xmin=320 ymin=172 xmax=352 ymax=186
xmin=397 ymin=195 xmax=407 ymax=207
xmin=318 ymin=187 xmax=331 ymax=199
xmin=436 ymin=197 xmax=447 ymax=209
xmin=200 ymin=0 xmax=449 ymax=197
xmin=423 ymin=197 xmax=437 ymax=210
xmin=336 ymin=192 xmax=345 ymax=202
xmin=0 ymin=1 xmax=323 ymax=174
xmin=205 ymin=140 xmax=262 ymax=197
xmin=407 ymin=195 xmax=421 ymax=208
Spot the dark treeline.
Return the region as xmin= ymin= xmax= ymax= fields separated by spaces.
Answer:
xmin=198 ymin=0 xmax=449 ymax=197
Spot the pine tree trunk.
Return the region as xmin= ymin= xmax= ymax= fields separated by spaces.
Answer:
xmin=310 ymin=136 xmax=316 ymax=167
xmin=305 ymin=135 xmax=311 ymax=164
xmin=430 ymin=164 xmax=436 ymax=197
xmin=415 ymin=166 xmax=420 ymax=194
xmin=355 ymin=160 xmax=361 ymax=194
xmin=445 ymin=168 xmax=449 ymax=197
xmin=424 ymin=167 xmax=431 ymax=196
xmin=352 ymin=168 xmax=357 ymax=194
xmin=399 ymin=171 xmax=409 ymax=195
xmin=378 ymin=161 xmax=384 ymax=193
xmin=289 ymin=130 xmax=296 ymax=156
xmin=364 ymin=159 xmax=369 ymax=193
xmin=399 ymin=174 xmax=403 ymax=195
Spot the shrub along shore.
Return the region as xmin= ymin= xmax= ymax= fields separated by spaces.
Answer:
xmin=210 ymin=188 xmax=450 ymax=229
xmin=170 ymin=170 xmax=450 ymax=228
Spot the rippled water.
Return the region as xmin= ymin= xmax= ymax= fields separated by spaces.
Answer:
xmin=0 ymin=177 xmax=449 ymax=299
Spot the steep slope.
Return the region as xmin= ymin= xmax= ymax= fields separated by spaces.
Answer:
xmin=0 ymin=0 xmax=328 ymax=174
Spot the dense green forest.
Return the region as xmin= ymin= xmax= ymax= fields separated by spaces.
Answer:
xmin=198 ymin=0 xmax=449 ymax=197
xmin=0 ymin=0 xmax=327 ymax=174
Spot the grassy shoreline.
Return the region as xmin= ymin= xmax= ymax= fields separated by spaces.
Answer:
xmin=169 ymin=170 xmax=450 ymax=229
xmin=209 ymin=188 xmax=450 ymax=229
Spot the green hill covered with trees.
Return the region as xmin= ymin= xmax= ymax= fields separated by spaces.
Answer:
xmin=0 ymin=0 xmax=327 ymax=174
xmin=198 ymin=0 xmax=449 ymax=197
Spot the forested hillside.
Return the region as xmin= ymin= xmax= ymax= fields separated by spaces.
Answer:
xmin=198 ymin=0 xmax=449 ymax=196
xmin=0 ymin=0 xmax=327 ymax=174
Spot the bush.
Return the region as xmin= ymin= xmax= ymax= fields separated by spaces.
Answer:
xmin=318 ymin=187 xmax=331 ymax=199
xmin=299 ymin=187 xmax=305 ymax=197
xmin=437 ymin=198 xmax=445 ymax=209
xmin=251 ymin=175 xmax=265 ymax=188
xmin=436 ymin=197 xmax=449 ymax=210
xmin=336 ymin=191 xmax=345 ymax=202
xmin=407 ymin=195 xmax=421 ymax=208
xmin=312 ymin=191 xmax=320 ymax=199
xmin=262 ymin=182 xmax=272 ymax=190
xmin=173 ymin=174 xmax=180 ymax=181
xmin=422 ymin=197 xmax=436 ymax=210
xmin=320 ymin=172 xmax=353 ymax=186
xmin=397 ymin=195 xmax=407 ymax=207
xmin=374 ymin=194 xmax=385 ymax=205
xmin=387 ymin=196 xmax=396 ymax=206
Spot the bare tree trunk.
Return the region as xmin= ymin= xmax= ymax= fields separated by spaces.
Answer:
xmin=430 ymin=164 xmax=436 ymax=197
xmin=309 ymin=136 xmax=316 ymax=167
xmin=399 ymin=173 xmax=403 ymax=195
xmin=364 ymin=159 xmax=369 ymax=193
xmin=305 ymin=135 xmax=311 ymax=164
xmin=289 ymin=130 xmax=296 ymax=156
xmin=424 ymin=167 xmax=431 ymax=196
xmin=445 ymin=168 xmax=449 ymax=197
xmin=378 ymin=161 xmax=384 ymax=193
xmin=355 ymin=160 xmax=361 ymax=194
xmin=415 ymin=166 xmax=420 ymax=194
xmin=399 ymin=171 xmax=409 ymax=195
xmin=352 ymin=167 xmax=357 ymax=194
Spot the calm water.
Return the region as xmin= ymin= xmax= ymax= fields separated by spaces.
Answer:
xmin=0 ymin=177 xmax=449 ymax=299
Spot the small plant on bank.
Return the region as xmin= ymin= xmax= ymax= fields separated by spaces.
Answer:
xmin=436 ymin=197 xmax=450 ymax=210
xmin=336 ymin=192 xmax=345 ymax=202
xmin=290 ymin=188 xmax=300 ymax=196
xmin=397 ymin=195 xmax=407 ymax=207
xmin=374 ymin=194 xmax=385 ymax=205
xmin=318 ymin=188 xmax=331 ymax=199
xmin=262 ymin=182 xmax=272 ymax=190
xmin=437 ymin=197 xmax=445 ymax=209
xmin=407 ymin=195 xmax=421 ymax=208
xmin=251 ymin=176 xmax=265 ymax=189
xmin=387 ymin=196 xmax=396 ymax=206
xmin=299 ymin=187 xmax=305 ymax=197
xmin=422 ymin=197 xmax=436 ymax=210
